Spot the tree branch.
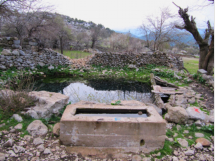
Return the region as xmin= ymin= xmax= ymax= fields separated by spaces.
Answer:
xmin=175 ymin=25 xmax=185 ymax=30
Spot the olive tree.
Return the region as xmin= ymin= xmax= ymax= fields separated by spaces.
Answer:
xmin=173 ymin=2 xmax=214 ymax=75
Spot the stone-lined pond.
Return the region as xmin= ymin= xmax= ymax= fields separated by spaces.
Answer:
xmin=35 ymin=78 xmax=153 ymax=104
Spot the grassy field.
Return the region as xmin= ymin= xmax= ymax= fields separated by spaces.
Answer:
xmin=56 ymin=50 xmax=92 ymax=59
xmin=183 ymin=57 xmax=199 ymax=74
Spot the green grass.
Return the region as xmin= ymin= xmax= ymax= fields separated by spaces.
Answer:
xmin=56 ymin=50 xmax=92 ymax=59
xmin=183 ymin=57 xmax=199 ymax=74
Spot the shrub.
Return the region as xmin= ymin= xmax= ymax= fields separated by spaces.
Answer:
xmin=0 ymin=74 xmax=36 ymax=120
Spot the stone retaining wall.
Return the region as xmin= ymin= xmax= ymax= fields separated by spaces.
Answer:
xmin=0 ymin=37 xmax=21 ymax=49
xmin=88 ymin=52 xmax=184 ymax=69
xmin=0 ymin=48 xmax=71 ymax=70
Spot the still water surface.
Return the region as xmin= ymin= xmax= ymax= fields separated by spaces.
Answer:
xmin=36 ymin=78 xmax=153 ymax=104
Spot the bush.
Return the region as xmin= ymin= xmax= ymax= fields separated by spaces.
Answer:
xmin=0 ymin=74 xmax=36 ymax=120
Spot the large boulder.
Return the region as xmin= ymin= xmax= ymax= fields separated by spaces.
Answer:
xmin=27 ymin=120 xmax=48 ymax=136
xmin=26 ymin=91 xmax=69 ymax=119
xmin=186 ymin=107 xmax=206 ymax=121
xmin=174 ymin=95 xmax=188 ymax=109
xmin=165 ymin=104 xmax=189 ymax=124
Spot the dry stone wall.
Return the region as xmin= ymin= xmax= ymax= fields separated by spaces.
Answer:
xmin=0 ymin=37 xmax=21 ymax=49
xmin=88 ymin=52 xmax=184 ymax=69
xmin=0 ymin=37 xmax=71 ymax=70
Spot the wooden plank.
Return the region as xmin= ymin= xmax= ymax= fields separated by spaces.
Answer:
xmin=152 ymin=85 xmax=183 ymax=95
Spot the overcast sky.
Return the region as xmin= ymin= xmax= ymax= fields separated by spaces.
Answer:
xmin=43 ymin=0 xmax=214 ymax=30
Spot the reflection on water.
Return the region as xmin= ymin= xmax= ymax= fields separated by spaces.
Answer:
xmin=63 ymin=82 xmax=152 ymax=104
xmin=36 ymin=78 xmax=152 ymax=104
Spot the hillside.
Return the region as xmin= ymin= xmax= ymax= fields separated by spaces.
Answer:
xmin=115 ymin=28 xmax=206 ymax=45
xmin=59 ymin=13 xmax=114 ymax=35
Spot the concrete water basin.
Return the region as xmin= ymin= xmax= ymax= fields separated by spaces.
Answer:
xmin=60 ymin=103 xmax=166 ymax=153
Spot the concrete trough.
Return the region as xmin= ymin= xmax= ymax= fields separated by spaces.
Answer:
xmin=60 ymin=103 xmax=166 ymax=153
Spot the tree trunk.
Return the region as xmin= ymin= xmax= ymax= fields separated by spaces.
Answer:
xmin=60 ymin=37 xmax=63 ymax=54
xmin=173 ymin=4 xmax=214 ymax=75
xmin=199 ymin=45 xmax=209 ymax=69
xmin=207 ymin=51 xmax=214 ymax=75
xmin=203 ymin=34 xmax=214 ymax=75
xmin=91 ymin=39 xmax=95 ymax=48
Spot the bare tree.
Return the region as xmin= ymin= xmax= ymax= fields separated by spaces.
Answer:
xmin=72 ymin=31 xmax=89 ymax=50
xmin=139 ymin=22 xmax=151 ymax=48
xmin=50 ymin=15 xmax=72 ymax=54
xmin=90 ymin=24 xmax=106 ymax=48
xmin=173 ymin=2 xmax=214 ymax=75
xmin=0 ymin=0 xmax=37 ymax=16
xmin=139 ymin=7 xmax=178 ymax=51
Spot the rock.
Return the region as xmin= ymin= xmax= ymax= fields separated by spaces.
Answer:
xmin=174 ymin=95 xmax=187 ymax=108
xmin=33 ymin=137 xmax=44 ymax=145
xmin=208 ymin=115 xmax=214 ymax=123
xmin=172 ymin=156 xmax=179 ymax=161
xmin=8 ymin=150 xmax=17 ymax=157
xmin=19 ymin=50 xmax=25 ymax=56
xmin=132 ymin=155 xmax=142 ymax=161
xmin=196 ymin=138 xmax=211 ymax=147
xmin=48 ymin=65 xmax=54 ymax=70
xmin=13 ymin=40 xmax=20 ymax=45
xmin=12 ymin=114 xmax=23 ymax=122
xmin=195 ymin=133 xmax=204 ymax=138
xmin=165 ymin=106 xmax=189 ymax=124
xmin=186 ymin=107 xmax=206 ymax=121
xmin=188 ymin=97 xmax=196 ymax=104
xmin=0 ymin=123 xmax=5 ymax=128
xmin=43 ymin=148 xmax=52 ymax=155
xmin=12 ymin=50 xmax=20 ymax=56
xmin=28 ymin=91 xmax=69 ymax=119
xmin=13 ymin=145 xmax=25 ymax=153
xmin=177 ymin=138 xmax=188 ymax=148
xmin=151 ymin=68 xmax=162 ymax=72
xmin=174 ymin=72 xmax=182 ymax=80
xmin=38 ymin=62 xmax=45 ymax=67
xmin=0 ymin=65 xmax=6 ymax=70
xmin=3 ymin=139 xmax=14 ymax=147
xmin=173 ymin=150 xmax=179 ymax=156
xmin=53 ymin=123 xmax=60 ymax=136
xmin=29 ymin=42 xmax=38 ymax=46
xmin=37 ymin=144 xmax=45 ymax=152
xmin=23 ymin=135 xmax=31 ymax=142
xmin=26 ymin=110 xmax=39 ymax=119
xmin=173 ymin=133 xmax=178 ymax=137
xmin=1 ymin=49 xmax=11 ymax=55
xmin=12 ymin=44 xmax=21 ymax=49
xmin=128 ymin=64 xmax=137 ymax=69
xmin=0 ymin=153 xmax=6 ymax=161
xmin=197 ymin=69 xmax=207 ymax=74
xmin=195 ymin=120 xmax=204 ymax=126
xmin=31 ymin=157 xmax=40 ymax=161
xmin=184 ymin=149 xmax=194 ymax=156
xmin=14 ymin=123 xmax=23 ymax=130
xmin=27 ymin=120 xmax=48 ymax=136
xmin=195 ymin=142 xmax=203 ymax=149
xmin=202 ymin=74 xmax=213 ymax=81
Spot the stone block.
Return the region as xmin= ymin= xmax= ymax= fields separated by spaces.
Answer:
xmin=197 ymin=69 xmax=207 ymax=74
xmin=60 ymin=103 xmax=166 ymax=153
